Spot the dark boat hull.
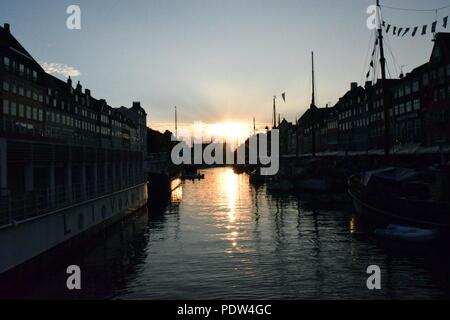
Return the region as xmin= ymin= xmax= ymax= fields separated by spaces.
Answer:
xmin=348 ymin=187 xmax=450 ymax=230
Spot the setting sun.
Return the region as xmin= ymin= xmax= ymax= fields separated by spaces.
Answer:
xmin=205 ymin=122 xmax=251 ymax=143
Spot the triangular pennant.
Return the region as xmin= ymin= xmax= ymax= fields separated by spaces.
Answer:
xmin=443 ymin=16 xmax=448 ymax=28
xmin=281 ymin=92 xmax=286 ymax=103
xmin=382 ymin=21 xmax=386 ymax=27
xmin=386 ymin=24 xmax=391 ymax=33
xmin=402 ymin=28 xmax=410 ymax=37
xmin=422 ymin=25 xmax=427 ymax=35
xmin=431 ymin=21 xmax=437 ymax=33
xmin=393 ymin=26 xmax=397 ymax=35
xmin=366 ymin=70 xmax=370 ymax=79
xmin=397 ymin=28 xmax=403 ymax=36
xmin=412 ymin=26 xmax=418 ymax=37
xmin=370 ymin=60 xmax=374 ymax=68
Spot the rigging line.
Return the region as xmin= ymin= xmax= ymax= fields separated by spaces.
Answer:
xmin=384 ymin=34 xmax=400 ymax=78
xmin=381 ymin=4 xmax=450 ymax=12
xmin=361 ymin=30 xmax=375 ymax=84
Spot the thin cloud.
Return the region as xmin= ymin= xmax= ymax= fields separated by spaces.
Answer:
xmin=39 ymin=62 xmax=81 ymax=78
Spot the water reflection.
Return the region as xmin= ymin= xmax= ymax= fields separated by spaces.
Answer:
xmin=170 ymin=179 xmax=183 ymax=204
xmin=9 ymin=167 xmax=450 ymax=299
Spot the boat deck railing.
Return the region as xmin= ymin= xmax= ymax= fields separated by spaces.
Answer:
xmin=0 ymin=176 xmax=147 ymax=227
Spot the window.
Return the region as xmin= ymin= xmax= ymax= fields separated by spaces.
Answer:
xmin=413 ymin=99 xmax=420 ymax=110
xmin=32 ymin=70 xmax=37 ymax=81
xmin=413 ymin=81 xmax=419 ymax=92
xmin=38 ymin=109 xmax=43 ymax=121
xmin=3 ymin=56 xmax=10 ymax=69
xmin=26 ymin=106 xmax=31 ymax=119
xmin=19 ymin=64 xmax=24 ymax=75
xmin=2 ymin=81 xmax=9 ymax=92
xmin=423 ymin=73 xmax=429 ymax=86
xmin=26 ymin=89 xmax=31 ymax=98
xmin=406 ymin=101 xmax=412 ymax=113
xmin=2 ymin=99 xmax=9 ymax=114
xmin=18 ymin=87 xmax=24 ymax=96
xmin=10 ymin=102 xmax=16 ymax=116
xmin=399 ymin=103 xmax=405 ymax=114
xmin=32 ymin=108 xmax=38 ymax=120
xmin=395 ymin=105 xmax=399 ymax=115
xmin=19 ymin=104 xmax=24 ymax=117
xmin=404 ymin=84 xmax=411 ymax=96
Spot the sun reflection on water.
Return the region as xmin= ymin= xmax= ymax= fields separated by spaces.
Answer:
xmin=223 ymin=168 xmax=240 ymax=251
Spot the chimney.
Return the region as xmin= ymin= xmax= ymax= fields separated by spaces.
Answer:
xmin=365 ymin=81 xmax=372 ymax=89
xmin=85 ymin=88 xmax=90 ymax=96
xmin=67 ymin=76 xmax=72 ymax=87
xmin=4 ymin=23 xmax=10 ymax=33
xmin=76 ymin=81 xmax=82 ymax=92
xmin=350 ymin=82 xmax=357 ymax=91
xmin=132 ymin=101 xmax=141 ymax=108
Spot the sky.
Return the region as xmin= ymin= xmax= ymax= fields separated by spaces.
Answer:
xmin=1 ymin=0 xmax=449 ymax=135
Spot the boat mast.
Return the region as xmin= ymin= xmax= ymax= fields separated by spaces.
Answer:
xmin=273 ymin=96 xmax=277 ymax=128
xmin=175 ymin=106 xmax=178 ymax=139
xmin=377 ymin=0 xmax=390 ymax=156
xmin=311 ymin=51 xmax=316 ymax=157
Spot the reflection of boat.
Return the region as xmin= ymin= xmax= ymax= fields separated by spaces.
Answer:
xmin=267 ymin=178 xmax=294 ymax=191
xmin=294 ymin=177 xmax=331 ymax=191
xmin=249 ymin=168 xmax=265 ymax=184
xmin=181 ymin=166 xmax=205 ymax=180
xmin=181 ymin=173 xmax=204 ymax=180
xmin=374 ymin=225 xmax=439 ymax=243
xmin=348 ymin=167 xmax=450 ymax=230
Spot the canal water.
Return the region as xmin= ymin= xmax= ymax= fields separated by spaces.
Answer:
xmin=16 ymin=168 xmax=450 ymax=299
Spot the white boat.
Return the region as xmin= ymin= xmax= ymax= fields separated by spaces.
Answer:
xmin=374 ymin=224 xmax=439 ymax=243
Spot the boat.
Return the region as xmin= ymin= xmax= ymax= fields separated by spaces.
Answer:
xmin=181 ymin=173 xmax=204 ymax=180
xmin=348 ymin=167 xmax=450 ymax=230
xmin=374 ymin=224 xmax=439 ymax=243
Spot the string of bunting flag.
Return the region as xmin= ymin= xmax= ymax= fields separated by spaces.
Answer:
xmin=382 ymin=15 xmax=448 ymax=37
xmin=365 ymin=3 xmax=450 ymax=80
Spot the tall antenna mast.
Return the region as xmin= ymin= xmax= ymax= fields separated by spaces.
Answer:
xmin=376 ymin=0 xmax=390 ymax=156
xmin=311 ymin=51 xmax=316 ymax=156
xmin=253 ymin=117 xmax=256 ymax=135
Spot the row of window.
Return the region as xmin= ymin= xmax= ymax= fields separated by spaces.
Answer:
xmin=1 ymin=99 xmax=134 ymax=138
xmin=3 ymin=56 xmax=38 ymax=82
xmin=3 ymin=99 xmax=43 ymax=121
xmin=394 ymin=99 xmax=421 ymax=115
xmin=2 ymin=80 xmax=44 ymax=102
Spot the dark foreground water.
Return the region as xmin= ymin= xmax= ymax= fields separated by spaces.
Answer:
xmin=12 ymin=168 xmax=450 ymax=299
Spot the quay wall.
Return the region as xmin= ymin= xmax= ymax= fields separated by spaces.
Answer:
xmin=0 ymin=182 xmax=147 ymax=273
